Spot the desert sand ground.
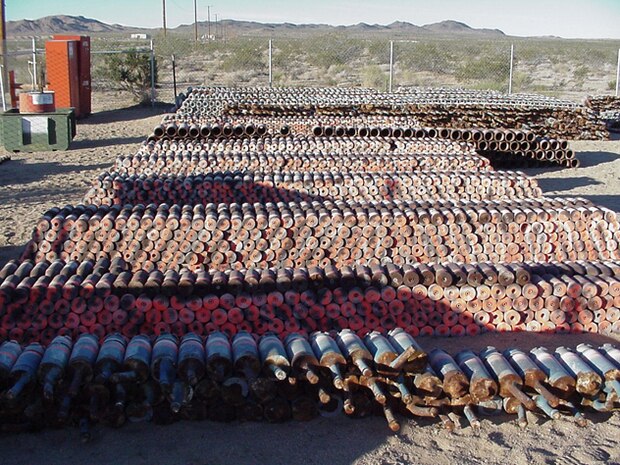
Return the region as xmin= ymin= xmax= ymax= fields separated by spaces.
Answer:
xmin=0 ymin=103 xmax=618 ymax=465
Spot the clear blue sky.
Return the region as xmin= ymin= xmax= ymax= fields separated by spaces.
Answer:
xmin=6 ymin=0 xmax=620 ymax=39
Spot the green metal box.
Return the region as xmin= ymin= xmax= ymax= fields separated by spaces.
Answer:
xmin=0 ymin=108 xmax=76 ymax=152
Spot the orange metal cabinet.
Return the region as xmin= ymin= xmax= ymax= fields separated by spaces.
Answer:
xmin=53 ymin=35 xmax=91 ymax=117
xmin=45 ymin=40 xmax=81 ymax=116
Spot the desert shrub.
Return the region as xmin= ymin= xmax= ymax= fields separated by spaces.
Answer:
xmin=397 ymin=42 xmax=454 ymax=74
xmin=100 ymin=50 xmax=157 ymax=104
xmin=362 ymin=65 xmax=387 ymax=90
xmin=219 ymin=40 xmax=267 ymax=73
xmin=511 ymin=72 xmax=534 ymax=92
xmin=573 ymin=65 xmax=590 ymax=82
xmin=308 ymin=36 xmax=364 ymax=69
xmin=456 ymin=54 xmax=509 ymax=83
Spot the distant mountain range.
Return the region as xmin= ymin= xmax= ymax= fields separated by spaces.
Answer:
xmin=7 ymin=15 xmax=506 ymax=38
xmin=7 ymin=15 xmax=137 ymax=35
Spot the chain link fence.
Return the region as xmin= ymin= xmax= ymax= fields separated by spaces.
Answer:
xmin=1 ymin=34 xmax=619 ymax=113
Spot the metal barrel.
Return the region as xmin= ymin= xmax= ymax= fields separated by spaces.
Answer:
xmin=599 ymin=344 xmax=620 ymax=368
xmin=576 ymin=344 xmax=620 ymax=380
xmin=169 ymin=379 xmax=192 ymax=413
xmin=413 ymin=364 xmax=443 ymax=399
xmin=530 ymin=347 xmax=575 ymax=398
xmin=516 ymin=403 xmax=528 ymax=428
xmin=364 ymin=331 xmax=398 ymax=371
xmin=463 ymin=404 xmax=481 ymax=434
xmin=0 ymin=340 xmax=22 ymax=384
xmin=533 ymin=394 xmax=560 ymax=420
xmin=576 ymin=343 xmax=620 ymax=397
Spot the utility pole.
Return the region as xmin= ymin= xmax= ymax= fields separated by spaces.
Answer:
xmin=207 ymin=6 xmax=212 ymax=39
xmin=193 ymin=0 xmax=198 ymax=42
xmin=0 ymin=0 xmax=8 ymax=108
xmin=214 ymin=14 xmax=218 ymax=40
xmin=162 ymin=0 xmax=167 ymax=36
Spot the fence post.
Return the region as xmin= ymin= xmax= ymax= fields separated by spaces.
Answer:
xmin=32 ymin=37 xmax=38 ymax=90
xmin=172 ymin=54 xmax=177 ymax=102
xmin=150 ymin=39 xmax=155 ymax=108
xmin=268 ymin=39 xmax=273 ymax=87
xmin=508 ymin=43 xmax=514 ymax=95
xmin=389 ymin=40 xmax=394 ymax=93
xmin=616 ymin=48 xmax=620 ymax=97
xmin=0 ymin=65 xmax=6 ymax=111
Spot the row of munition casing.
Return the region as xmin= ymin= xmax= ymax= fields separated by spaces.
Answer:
xmin=146 ymin=120 xmax=576 ymax=168
xmin=180 ymin=86 xmax=604 ymax=140
xmin=1 ymin=257 xmax=619 ymax=344
xmin=136 ymin=135 xmax=478 ymax=156
xmin=295 ymin=126 xmax=582 ymax=169
xmin=382 ymin=104 xmax=605 ymax=141
xmin=0 ymin=328 xmax=429 ymax=433
xmin=426 ymin=342 xmax=620 ymax=431
xmin=177 ymin=86 xmax=585 ymax=116
xmin=113 ymin=152 xmax=488 ymax=177
xmin=0 ymin=330 xmax=618 ymax=435
xmin=585 ymin=95 xmax=620 ymax=128
xmin=393 ymin=87 xmax=581 ymax=108
xmin=478 ymin=149 xmax=578 ymax=169
xmin=114 ymin=137 xmax=485 ymax=177
xmin=585 ymin=95 xmax=620 ymax=112
xmin=83 ymin=170 xmax=543 ymax=207
xmin=153 ymin=118 xmax=553 ymax=141
xmin=179 ymin=86 xmax=581 ymax=109
xmin=151 ymin=116 xmax=422 ymax=140
xmin=171 ymin=84 xmax=608 ymax=139
xmin=21 ymin=197 xmax=620 ymax=272
xmin=154 ymin=118 xmax=539 ymax=145
xmin=217 ymin=103 xmax=605 ymax=140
